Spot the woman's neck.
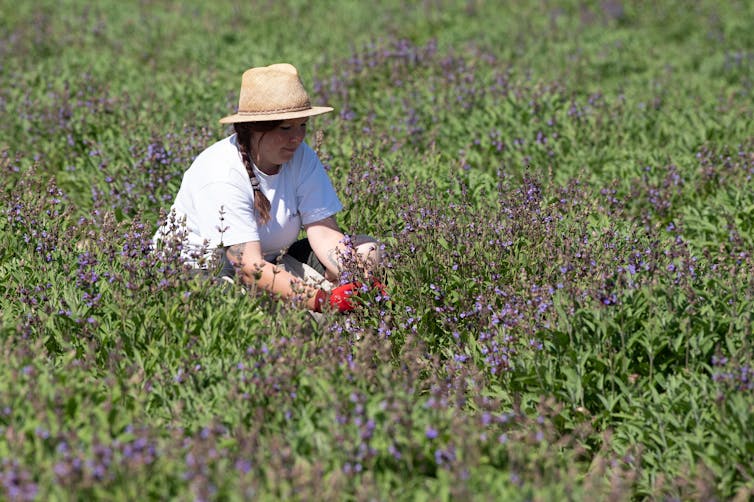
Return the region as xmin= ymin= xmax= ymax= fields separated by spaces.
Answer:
xmin=256 ymin=163 xmax=281 ymax=175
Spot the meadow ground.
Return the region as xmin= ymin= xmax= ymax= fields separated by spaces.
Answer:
xmin=1 ymin=1 xmax=753 ymax=500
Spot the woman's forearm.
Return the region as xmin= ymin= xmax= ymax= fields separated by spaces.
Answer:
xmin=227 ymin=243 xmax=322 ymax=310
xmin=305 ymin=217 xmax=348 ymax=280
xmin=241 ymin=260 xmax=323 ymax=310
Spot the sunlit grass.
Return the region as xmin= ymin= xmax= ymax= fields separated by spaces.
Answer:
xmin=1 ymin=0 xmax=753 ymax=500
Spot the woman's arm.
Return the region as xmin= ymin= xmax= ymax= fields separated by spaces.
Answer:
xmin=226 ymin=240 xmax=323 ymax=310
xmin=304 ymin=216 xmax=348 ymax=281
xmin=305 ymin=216 xmax=384 ymax=282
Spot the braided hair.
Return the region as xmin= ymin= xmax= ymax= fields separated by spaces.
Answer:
xmin=233 ymin=121 xmax=282 ymax=225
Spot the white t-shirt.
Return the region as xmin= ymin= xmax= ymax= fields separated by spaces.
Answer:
xmin=154 ymin=134 xmax=342 ymax=264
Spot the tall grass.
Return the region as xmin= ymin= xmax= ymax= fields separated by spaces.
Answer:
xmin=1 ymin=0 xmax=753 ymax=500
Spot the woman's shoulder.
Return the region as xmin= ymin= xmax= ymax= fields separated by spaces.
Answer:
xmin=185 ymin=135 xmax=245 ymax=183
xmin=190 ymin=136 xmax=240 ymax=170
xmin=195 ymin=135 xmax=238 ymax=162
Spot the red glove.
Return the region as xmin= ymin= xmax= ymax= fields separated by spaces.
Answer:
xmin=313 ymin=279 xmax=388 ymax=313
xmin=329 ymin=282 xmax=360 ymax=313
xmin=371 ymin=278 xmax=387 ymax=298
xmin=312 ymin=283 xmax=359 ymax=313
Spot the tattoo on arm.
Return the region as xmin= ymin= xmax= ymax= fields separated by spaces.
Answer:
xmin=226 ymin=244 xmax=244 ymax=266
xmin=326 ymin=248 xmax=341 ymax=271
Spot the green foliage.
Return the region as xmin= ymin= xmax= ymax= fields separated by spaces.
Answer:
xmin=2 ymin=0 xmax=754 ymax=500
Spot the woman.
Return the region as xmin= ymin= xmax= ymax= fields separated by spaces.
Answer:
xmin=153 ymin=63 xmax=382 ymax=313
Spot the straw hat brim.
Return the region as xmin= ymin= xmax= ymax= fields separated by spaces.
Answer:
xmin=219 ymin=106 xmax=334 ymax=124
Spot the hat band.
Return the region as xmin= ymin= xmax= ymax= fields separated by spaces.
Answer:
xmin=237 ymin=105 xmax=312 ymax=116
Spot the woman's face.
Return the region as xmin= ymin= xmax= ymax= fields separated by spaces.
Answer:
xmin=252 ymin=118 xmax=308 ymax=172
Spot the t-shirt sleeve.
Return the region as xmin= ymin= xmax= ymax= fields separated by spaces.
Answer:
xmin=189 ymin=179 xmax=259 ymax=248
xmin=295 ymin=146 xmax=343 ymax=225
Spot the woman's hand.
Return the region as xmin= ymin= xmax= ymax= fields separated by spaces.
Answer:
xmin=315 ymin=278 xmax=388 ymax=313
xmin=328 ymin=282 xmax=359 ymax=312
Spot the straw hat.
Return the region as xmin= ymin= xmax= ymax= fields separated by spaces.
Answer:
xmin=219 ymin=63 xmax=333 ymax=124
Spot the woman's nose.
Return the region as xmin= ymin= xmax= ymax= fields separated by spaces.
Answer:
xmin=291 ymin=126 xmax=306 ymax=142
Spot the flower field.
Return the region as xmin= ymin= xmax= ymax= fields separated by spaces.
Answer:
xmin=1 ymin=0 xmax=753 ymax=500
